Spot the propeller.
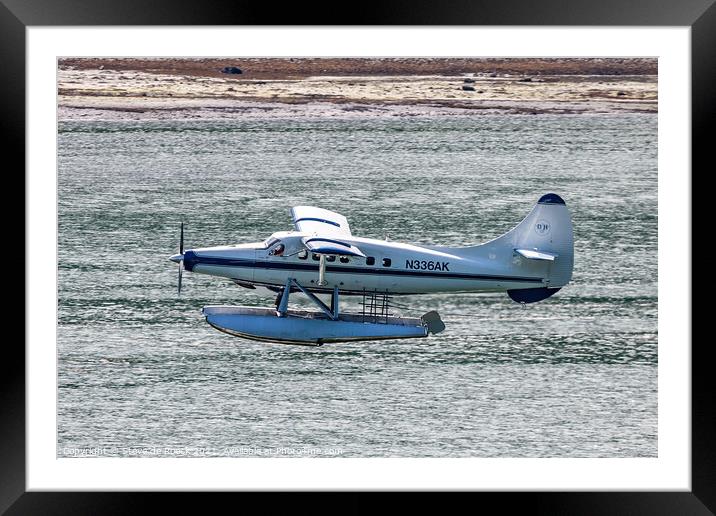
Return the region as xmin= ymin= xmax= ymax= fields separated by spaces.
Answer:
xmin=178 ymin=222 xmax=184 ymax=294
xmin=169 ymin=222 xmax=185 ymax=295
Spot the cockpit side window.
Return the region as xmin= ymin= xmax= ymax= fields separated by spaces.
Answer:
xmin=268 ymin=242 xmax=285 ymax=256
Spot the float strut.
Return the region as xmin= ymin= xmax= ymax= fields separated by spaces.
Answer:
xmin=276 ymin=277 xmax=292 ymax=317
xmin=290 ymin=279 xmax=338 ymax=321
xmin=331 ymin=286 xmax=340 ymax=319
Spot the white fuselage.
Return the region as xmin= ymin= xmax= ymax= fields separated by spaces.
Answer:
xmin=182 ymin=231 xmax=549 ymax=295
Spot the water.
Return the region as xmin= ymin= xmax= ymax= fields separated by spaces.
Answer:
xmin=57 ymin=114 xmax=657 ymax=457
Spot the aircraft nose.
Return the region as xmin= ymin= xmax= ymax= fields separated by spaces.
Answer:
xmin=169 ymin=253 xmax=184 ymax=264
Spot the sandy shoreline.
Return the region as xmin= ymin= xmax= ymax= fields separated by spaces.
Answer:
xmin=58 ymin=58 xmax=657 ymax=120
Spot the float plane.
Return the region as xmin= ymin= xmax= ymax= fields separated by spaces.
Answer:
xmin=169 ymin=193 xmax=573 ymax=346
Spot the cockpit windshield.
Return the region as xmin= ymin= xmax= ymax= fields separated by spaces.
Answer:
xmin=261 ymin=237 xmax=279 ymax=249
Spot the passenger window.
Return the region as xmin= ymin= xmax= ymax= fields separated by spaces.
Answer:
xmin=366 ymin=257 xmax=375 ymax=266
xmin=382 ymin=258 xmax=391 ymax=267
xmin=312 ymin=253 xmax=320 ymax=261
xmin=340 ymin=256 xmax=349 ymax=264
xmin=298 ymin=250 xmax=308 ymax=260
xmin=326 ymin=255 xmax=336 ymax=262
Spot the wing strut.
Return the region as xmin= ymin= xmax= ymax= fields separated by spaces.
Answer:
xmin=318 ymin=254 xmax=327 ymax=286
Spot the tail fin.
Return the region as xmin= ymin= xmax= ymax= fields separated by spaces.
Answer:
xmin=471 ymin=193 xmax=574 ymax=303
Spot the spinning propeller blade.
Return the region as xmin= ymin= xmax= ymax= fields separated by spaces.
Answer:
xmin=178 ymin=265 xmax=183 ymax=295
xmin=178 ymin=222 xmax=184 ymax=295
xmin=180 ymin=221 xmax=184 ymax=255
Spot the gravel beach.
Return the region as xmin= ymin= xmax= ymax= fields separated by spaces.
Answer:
xmin=58 ymin=58 xmax=657 ymax=120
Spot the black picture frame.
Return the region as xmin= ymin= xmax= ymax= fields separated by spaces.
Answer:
xmin=5 ymin=1 xmax=709 ymax=513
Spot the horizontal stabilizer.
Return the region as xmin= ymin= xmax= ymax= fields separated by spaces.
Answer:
xmin=508 ymin=287 xmax=561 ymax=304
xmin=515 ymin=248 xmax=558 ymax=261
xmin=302 ymin=237 xmax=366 ymax=257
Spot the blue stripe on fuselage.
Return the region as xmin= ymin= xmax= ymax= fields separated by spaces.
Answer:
xmin=187 ymin=254 xmax=542 ymax=283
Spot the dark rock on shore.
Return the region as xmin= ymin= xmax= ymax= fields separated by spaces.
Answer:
xmin=221 ymin=66 xmax=243 ymax=74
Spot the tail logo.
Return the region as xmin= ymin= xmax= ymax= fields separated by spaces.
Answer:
xmin=534 ymin=220 xmax=551 ymax=236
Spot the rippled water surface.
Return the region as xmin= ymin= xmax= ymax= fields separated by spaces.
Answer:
xmin=58 ymin=114 xmax=657 ymax=457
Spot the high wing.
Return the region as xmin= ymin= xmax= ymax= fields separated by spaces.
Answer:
xmin=301 ymin=236 xmax=366 ymax=257
xmin=291 ymin=207 xmax=365 ymax=257
xmin=291 ymin=206 xmax=352 ymax=237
